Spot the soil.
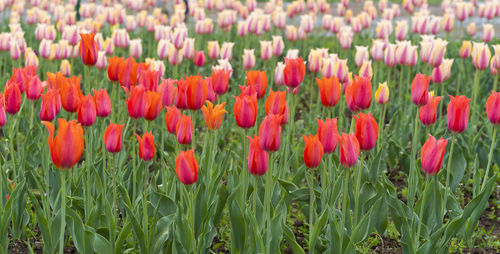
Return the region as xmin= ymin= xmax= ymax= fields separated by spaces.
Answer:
xmin=8 ymin=239 xmax=77 ymax=254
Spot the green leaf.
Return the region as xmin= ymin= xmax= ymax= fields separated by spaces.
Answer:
xmin=230 ymin=201 xmax=246 ymax=251
xmin=370 ymin=195 xmax=388 ymax=234
xmin=93 ymin=233 xmax=112 ymax=254
xmin=351 ymin=213 xmax=371 ymax=244
xmin=449 ymin=146 xmax=466 ymax=191
xmin=282 ymin=224 xmax=305 ymax=254
xmin=310 ymin=209 xmax=328 ymax=253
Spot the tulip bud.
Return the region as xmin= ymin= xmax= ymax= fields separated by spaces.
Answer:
xmin=411 ymin=73 xmax=431 ymax=106
xmin=317 ymin=76 xmax=341 ymax=107
xmin=176 ymin=114 xmax=193 ymax=145
xmin=259 ymin=114 xmax=283 ymax=152
xmin=303 ymin=134 xmax=324 ymax=168
xmin=375 ymin=82 xmax=389 ymax=105
xmin=175 ymin=149 xmax=199 ymax=185
xmin=135 ymin=132 xmax=155 ymax=161
xmin=247 ymin=135 xmax=269 ymax=176
xmin=421 ymin=135 xmax=448 ymax=176
xmin=104 ymin=122 xmax=124 ymax=153
xmin=316 ymin=118 xmax=339 ymax=154
xmin=42 ymin=119 xmax=85 ymax=169
xmin=419 ymin=95 xmax=442 ymax=126
xmin=447 ymin=95 xmax=471 ymax=133
xmin=486 ymin=91 xmax=500 ymax=125
xmin=339 ymin=132 xmax=360 ymax=168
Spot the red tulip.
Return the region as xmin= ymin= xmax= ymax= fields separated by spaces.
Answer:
xmin=259 ymin=114 xmax=283 ymax=152
xmin=234 ymin=92 xmax=258 ymax=129
xmin=246 ymin=70 xmax=268 ymax=99
xmin=344 ymin=83 xmax=360 ymax=112
xmin=176 ymin=114 xmax=193 ymax=145
xmin=193 ymin=50 xmax=206 ymax=67
xmin=104 ymin=122 xmax=124 ymax=153
xmin=265 ymin=90 xmax=288 ymax=125
xmin=93 ymin=89 xmax=111 ymax=118
xmin=135 ymin=132 xmax=155 ymax=161
xmin=77 ymin=94 xmax=97 ymax=126
xmin=205 ymin=76 xmax=218 ymax=102
xmin=303 ymin=134 xmax=324 ymax=168
xmin=9 ymin=68 xmax=27 ymax=93
xmin=138 ymin=69 xmax=159 ymax=92
xmin=4 ymin=81 xmax=22 ymax=115
xmin=201 ymin=101 xmax=227 ymax=130
xmin=486 ymin=91 xmax=500 ymax=125
xmin=186 ymin=75 xmax=208 ymax=110
xmin=419 ymin=95 xmax=442 ymax=126
xmin=411 ymin=73 xmax=431 ymax=106
xmin=158 ymin=78 xmax=177 ymax=107
xmin=0 ymin=93 xmax=6 ymax=127
xmin=60 ymin=78 xmax=82 ymax=113
xmin=421 ymin=135 xmax=448 ymax=176
xmin=165 ymin=106 xmax=181 ymax=134
xmin=39 ymin=88 xmax=60 ymax=121
xmin=118 ymin=57 xmax=139 ymax=89
xmin=107 ymin=56 xmax=123 ymax=82
xmin=79 ymin=33 xmax=98 ymax=66
xmin=283 ymin=57 xmax=306 ymax=89
xmin=316 ymin=118 xmax=339 ymax=154
xmin=351 ymin=75 xmax=372 ymax=110
xmin=447 ymin=95 xmax=471 ymax=133
xmin=144 ymin=91 xmax=162 ymax=121
xmin=26 ymin=75 xmax=43 ymax=101
xmin=175 ymin=79 xmax=188 ymax=110
xmin=354 ymin=112 xmax=379 ymax=151
xmin=317 ymin=76 xmax=341 ymax=107
xmin=247 ymin=135 xmax=269 ymax=176
xmin=42 ymin=119 xmax=85 ymax=169
xmin=339 ymin=132 xmax=360 ymax=168
xmin=124 ymin=85 xmax=147 ymax=119
xmin=175 ymin=149 xmax=199 ymax=185
xmin=212 ymin=68 xmax=231 ymax=95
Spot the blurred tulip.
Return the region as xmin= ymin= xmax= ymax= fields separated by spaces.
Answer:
xmin=486 ymin=91 xmax=500 ymax=125
xmin=467 ymin=23 xmax=476 ymax=36
xmin=265 ymin=90 xmax=288 ymax=125
xmin=118 ymin=57 xmax=139 ymax=89
xmin=144 ymin=91 xmax=162 ymax=121
xmin=317 ymin=76 xmax=341 ymax=107
xmin=193 ymin=51 xmax=206 ymax=67
xmin=351 ymin=75 xmax=372 ymax=110
xmin=42 ymin=119 xmax=84 ymax=169
xmin=211 ymin=68 xmax=231 ymax=95
xmin=0 ymin=94 xmax=5 ymax=127
xmin=334 ymin=59 xmax=349 ymax=83
xmin=135 ymin=132 xmax=155 ymax=161
xmin=272 ymin=36 xmax=284 ymax=56
xmin=447 ymin=95 xmax=471 ymax=133
xmin=275 ymin=62 xmax=285 ymax=86
xmin=158 ymin=78 xmax=177 ymax=107
xmin=459 ymin=41 xmax=472 ymax=59
xmin=175 ymin=149 xmax=198 ymax=185
xmin=79 ymin=33 xmax=98 ymax=66
xmin=339 ymin=132 xmax=360 ymax=168
xmin=371 ymin=39 xmax=385 ymax=61
xmin=375 ymin=82 xmax=389 ymax=105
xmin=284 ymin=57 xmax=306 ymax=89
xmin=104 ymin=122 xmax=124 ymax=153
xmin=220 ymin=42 xmax=234 ymax=61
xmin=481 ymin=24 xmax=494 ymax=43
xmin=201 ymin=101 xmax=227 ymax=130
xmin=355 ymin=46 xmax=369 ymax=67
xmin=107 ymin=56 xmax=123 ymax=82
xmin=77 ymin=94 xmax=96 ymax=126
xmin=421 ymin=135 xmax=448 ymax=176
xmin=419 ymin=95 xmax=442 ymax=126
xmin=26 ymin=75 xmax=43 ymax=101
xmin=4 ymin=81 xmax=21 ymax=115
xmin=471 ymin=42 xmax=491 ymax=70
xmin=176 ymin=114 xmax=193 ymax=145
xmin=316 ymin=118 xmax=339 ymax=154
xmin=234 ymin=91 xmax=258 ymax=129
xmin=165 ymin=106 xmax=181 ymax=135
xmin=242 ymin=49 xmax=256 ymax=70
xmin=259 ymin=114 xmax=283 ymax=152
xmin=124 ymin=85 xmax=147 ymax=119
xmin=246 ymin=70 xmax=268 ymax=99
xmin=411 ymin=73 xmax=431 ymax=106
xmin=207 ymin=41 xmax=220 ymax=59
xmin=39 ymin=89 xmax=60 ymax=121
xmin=95 ymin=51 xmax=107 ymax=69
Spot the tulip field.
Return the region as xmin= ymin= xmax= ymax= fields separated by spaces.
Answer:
xmin=2 ymin=0 xmax=500 ymax=253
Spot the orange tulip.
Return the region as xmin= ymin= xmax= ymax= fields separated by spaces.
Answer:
xmin=246 ymin=70 xmax=268 ymax=99
xmin=247 ymin=135 xmax=269 ymax=176
xmin=118 ymin=57 xmax=139 ymax=89
xmin=135 ymin=132 xmax=155 ymax=161
xmin=303 ymin=134 xmax=324 ymax=168
xmin=165 ymin=106 xmax=181 ymax=134
xmin=317 ymin=76 xmax=341 ymax=107
xmin=186 ymin=75 xmax=208 ymax=110
xmin=339 ymin=132 xmax=360 ymax=168
xmin=259 ymin=114 xmax=283 ymax=152
xmin=42 ymin=118 xmax=85 ymax=169
xmin=175 ymin=78 xmax=188 ymax=110
xmin=176 ymin=114 xmax=193 ymax=145
xmin=144 ymin=91 xmax=162 ymax=121
xmin=201 ymin=101 xmax=227 ymax=130
xmin=107 ymin=56 xmax=124 ymax=82
xmin=124 ymin=85 xmax=147 ymax=119
xmin=175 ymin=149 xmax=199 ymax=185
xmin=60 ymin=78 xmax=82 ymax=113
xmin=79 ymin=33 xmax=98 ymax=66
xmin=234 ymin=92 xmax=258 ymax=129
xmin=77 ymin=94 xmax=97 ymax=126
xmin=447 ymin=95 xmax=470 ymax=133
xmin=351 ymin=75 xmax=372 ymax=110
xmin=158 ymin=78 xmax=177 ymax=107
xmin=411 ymin=73 xmax=431 ymax=106
xmin=104 ymin=122 xmax=124 ymax=153
xmin=265 ymin=90 xmax=288 ymax=125
xmin=419 ymin=95 xmax=442 ymax=126
xmin=211 ymin=68 xmax=231 ymax=95
xmin=39 ymin=88 xmax=60 ymax=121
xmin=316 ymin=118 xmax=339 ymax=154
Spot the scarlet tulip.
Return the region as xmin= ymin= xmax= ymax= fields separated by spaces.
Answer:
xmin=186 ymin=75 xmax=208 ymax=110
xmin=10 ymin=68 xmax=27 ymax=93
xmin=419 ymin=95 xmax=442 ymax=126
xmin=351 ymin=75 xmax=372 ymax=110
xmin=265 ymin=90 xmax=288 ymax=125
xmin=316 ymin=76 xmax=341 ymax=107
xmin=118 ymin=57 xmax=139 ymax=89
xmin=175 ymin=79 xmax=188 ymax=110
xmin=138 ymin=69 xmax=159 ymax=92
xmin=283 ymin=57 xmax=306 ymax=89
xmin=104 ymin=122 xmax=124 ymax=153
xmin=165 ymin=106 xmax=181 ymax=134
xmin=158 ymin=78 xmax=177 ymax=107
xmin=211 ymin=68 xmax=231 ymax=95
xmin=42 ymin=119 xmax=84 ymax=169
xmin=79 ymin=33 xmax=98 ymax=66
xmin=247 ymin=135 xmax=269 ymax=176
xmin=193 ymin=50 xmax=206 ymax=67
xmin=124 ymin=85 xmax=147 ymax=119
xmin=175 ymin=149 xmax=199 ymax=185
xmin=26 ymin=75 xmax=43 ymax=101
xmin=259 ymin=114 xmax=283 ymax=152
xmin=144 ymin=91 xmax=162 ymax=121
xmin=176 ymin=114 xmax=193 ymax=145
xmin=77 ymin=94 xmax=97 ymax=126
xmin=107 ymin=56 xmax=123 ymax=82
xmin=344 ymin=83 xmax=360 ymax=112
xmin=39 ymin=89 xmax=60 ymax=121
xmin=246 ymin=70 xmax=268 ymax=99
xmin=316 ymin=118 xmax=339 ymax=154
xmin=411 ymin=73 xmax=431 ymax=106
xmin=93 ymin=89 xmax=111 ymax=118
xmin=447 ymin=95 xmax=471 ymax=133
xmin=4 ymin=81 xmax=21 ymax=115
xmin=339 ymin=132 xmax=360 ymax=168
xmin=201 ymin=101 xmax=227 ymax=131
xmin=60 ymin=78 xmax=82 ymax=113
xmin=486 ymin=91 xmax=500 ymax=125
xmin=234 ymin=92 xmax=258 ymax=129
xmin=303 ymin=134 xmax=324 ymax=168
xmin=135 ymin=132 xmax=155 ymax=161
xmin=354 ymin=112 xmax=379 ymax=151
xmin=421 ymin=135 xmax=448 ymax=176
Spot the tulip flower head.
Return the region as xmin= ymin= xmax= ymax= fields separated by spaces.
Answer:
xmin=175 ymin=149 xmax=199 ymax=185
xmin=265 ymin=90 xmax=288 ymax=125
xmin=165 ymin=106 xmax=181 ymax=135
xmin=79 ymin=33 xmax=98 ymax=66
xmin=339 ymin=132 xmax=360 ymax=168
xmin=42 ymin=119 xmax=84 ymax=169
xmin=259 ymin=114 xmax=283 ymax=152
xmin=351 ymin=75 xmax=372 ymax=110
xmin=176 ymin=114 xmax=193 ymax=145
xmin=104 ymin=122 xmax=124 ymax=153
xmin=421 ymin=135 xmax=448 ymax=176
xmin=354 ymin=112 xmax=379 ymax=151
xmin=211 ymin=68 xmax=231 ymax=95
xmin=93 ymin=89 xmax=111 ymax=118
xmin=316 ymin=76 xmax=341 ymax=107
xmin=186 ymin=75 xmax=208 ymax=110
xmin=411 ymin=73 xmax=431 ymax=106
xmin=39 ymin=89 xmax=60 ymax=122
xmin=283 ymin=57 xmax=306 ymax=89
xmin=234 ymin=91 xmax=258 ymax=129
xmin=375 ymin=82 xmax=389 ymax=105
xmin=144 ymin=91 xmax=162 ymax=121
xmin=303 ymin=134 xmax=324 ymax=169
xmin=316 ymin=118 xmax=339 ymax=154
xmin=419 ymin=95 xmax=442 ymax=126
xmin=135 ymin=132 xmax=155 ymax=161
xmin=201 ymin=101 xmax=227 ymax=130
xmin=247 ymin=135 xmax=269 ymax=176
xmin=246 ymin=70 xmax=268 ymax=99
xmin=124 ymin=85 xmax=147 ymax=119
xmin=4 ymin=81 xmax=22 ymax=115
xmin=447 ymin=95 xmax=471 ymax=133
xmin=486 ymin=91 xmax=500 ymax=125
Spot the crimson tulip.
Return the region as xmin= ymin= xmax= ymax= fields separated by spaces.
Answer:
xmin=234 ymin=92 xmax=258 ymax=129
xmin=176 ymin=114 xmax=193 ymax=145
xmin=93 ymin=89 xmax=111 ymax=118
xmin=419 ymin=95 xmax=442 ymax=126
xmin=247 ymin=135 xmax=269 ymax=176
xmin=354 ymin=112 xmax=378 ymax=151
xmin=339 ymin=132 xmax=360 ymax=168
xmin=259 ymin=114 xmax=283 ymax=152
xmin=165 ymin=106 xmax=181 ymax=134
xmin=175 ymin=149 xmax=199 ymax=185
xmin=351 ymin=75 xmax=372 ymax=110
xmin=486 ymin=91 xmax=500 ymax=125
xmin=77 ymin=94 xmax=97 ymax=126
xmin=411 ymin=73 xmax=431 ymax=106
xmin=135 ymin=132 xmax=155 ymax=161
xmin=447 ymin=95 xmax=470 ymax=133
xmin=283 ymin=57 xmax=306 ymax=89
xmin=316 ymin=118 xmax=339 ymax=154
xmin=421 ymin=135 xmax=448 ymax=176
xmin=212 ymin=68 xmax=231 ymax=95
xmin=4 ymin=81 xmax=22 ymax=115
xmin=104 ymin=122 xmax=124 ymax=153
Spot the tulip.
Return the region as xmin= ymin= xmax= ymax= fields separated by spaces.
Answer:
xmin=26 ymin=75 xmax=43 ymax=101
xmin=459 ymin=41 xmax=472 ymax=59
xmin=316 ymin=118 xmax=339 ymax=154
xmin=144 ymin=91 xmax=162 ymax=121
xmin=104 ymin=122 xmax=124 ymax=153
xmin=354 ymin=112 xmax=378 ymax=151
xmin=234 ymin=91 xmax=258 ymax=129
xmin=207 ymin=41 xmax=220 ymax=59
xmin=467 ymin=23 xmax=476 ymax=36
xmin=471 ymin=42 xmax=491 ymax=70
xmin=411 ymin=73 xmax=431 ymax=106
xmin=77 ymin=94 xmax=97 ymax=126
xmin=60 ymin=79 xmax=82 ymax=113
xmin=135 ymin=132 xmax=155 ymax=161
xmin=355 ymin=46 xmax=369 ymax=67
xmin=124 ymin=85 xmax=147 ymax=119
xmin=375 ymin=82 xmax=389 ymax=105
xmin=303 ymin=134 xmax=324 ymax=168
xmin=419 ymin=95 xmax=442 ymax=126
xmin=265 ymin=90 xmax=288 ymax=125
xmin=79 ymin=33 xmax=98 ymax=66
xmin=175 ymin=79 xmax=188 ymax=110
xmin=283 ymin=57 xmax=306 ymax=89
xmin=129 ymin=39 xmax=142 ymax=58
xmin=175 ymin=149 xmax=199 ymax=185
xmin=42 ymin=119 xmax=84 ymax=169
xmin=96 ymin=51 xmax=107 ymax=70
xmin=486 ymin=91 xmax=500 ymax=125
xmin=220 ymin=42 xmax=234 ymax=61
xmin=212 ymin=68 xmax=231 ymax=95
xmin=247 ymin=135 xmax=269 ymax=176
xmin=176 ymin=114 xmax=193 ymax=145
xmin=272 ymin=36 xmax=284 ymax=56
xmin=165 ymin=106 xmax=181 ymax=135
xmin=421 ymin=135 xmax=448 ymax=176
xmin=384 ymin=43 xmax=397 ymax=68
xmin=158 ymin=78 xmax=177 ymax=107
xmin=351 ymin=75 xmax=372 ymax=110
xmin=201 ymin=101 xmax=227 ymax=130
xmin=137 ymin=69 xmax=159 ymax=92
xmin=118 ymin=57 xmax=140 ymax=89
xmin=259 ymin=114 xmax=282 ymax=152
xmin=107 ymin=56 xmax=123 ymax=82
xmin=193 ymin=51 xmax=206 ymax=67
xmin=344 ymin=82 xmax=360 ymax=112
xmin=246 ymin=70 xmax=268 ymax=99
xmin=316 ymin=76 xmax=341 ymax=107
xmin=447 ymin=95 xmax=471 ymax=133
xmin=39 ymin=89 xmax=60 ymax=121
xmin=481 ymin=24 xmax=494 ymax=43
xmin=334 ymin=59 xmax=349 ymax=83
xmin=93 ymin=89 xmax=111 ymax=118
xmin=242 ymin=49 xmax=256 ymax=70
xmin=339 ymin=132 xmax=360 ymax=168
xmin=185 ymin=75 xmax=208 ymax=110
xmin=260 ymin=41 xmax=273 ymax=61
xmin=4 ymin=82 xmax=21 ymax=115
xmin=371 ymin=39 xmax=385 ymax=62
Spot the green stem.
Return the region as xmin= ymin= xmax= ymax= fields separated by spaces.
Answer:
xmin=253 ymin=176 xmax=258 ymax=215
xmin=143 ymin=161 xmax=149 ymax=241
xmin=341 ymin=168 xmax=350 ymax=252
xmin=132 ymin=122 xmax=137 ymax=203
xmin=443 ymin=133 xmax=457 ymax=216
xmin=493 ymin=75 xmax=498 ymax=92
xmin=408 ymin=111 xmax=420 ymax=208
xmin=85 ymin=128 xmax=92 ymax=219
xmin=482 ymin=126 xmax=497 ymax=190
xmin=190 ymin=185 xmax=196 ymax=253
xmin=265 ymin=152 xmax=274 ymax=254
xmin=9 ymin=118 xmax=16 ymax=180
xmin=353 ymin=153 xmax=364 ymax=226
xmin=471 ymin=69 xmax=481 ymax=121
xmin=377 ymin=104 xmax=387 ymax=152
xmin=59 ymin=170 xmax=67 ymax=254
xmin=242 ymin=129 xmax=249 ymax=201
xmin=309 ymin=170 xmax=315 ymax=254
xmin=416 ymin=177 xmax=430 ymax=242
xmin=111 ymin=154 xmax=117 ymax=251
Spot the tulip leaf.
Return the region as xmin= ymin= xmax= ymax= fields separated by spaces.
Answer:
xmin=449 ymin=146 xmax=466 ymax=191
xmin=230 ymin=201 xmax=246 ymax=251
xmin=150 ymin=189 xmax=177 ymax=217
xmin=351 ymin=212 xmax=371 ymax=244
xmin=370 ymin=195 xmax=388 ymax=234
xmin=310 ymin=209 xmax=328 ymax=253
xmin=93 ymin=232 xmax=112 ymax=254
xmin=282 ymin=223 xmax=305 ymax=254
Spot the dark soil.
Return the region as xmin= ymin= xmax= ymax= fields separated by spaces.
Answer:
xmin=8 ymin=239 xmax=77 ymax=254
xmin=371 ymin=236 xmax=402 ymax=254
